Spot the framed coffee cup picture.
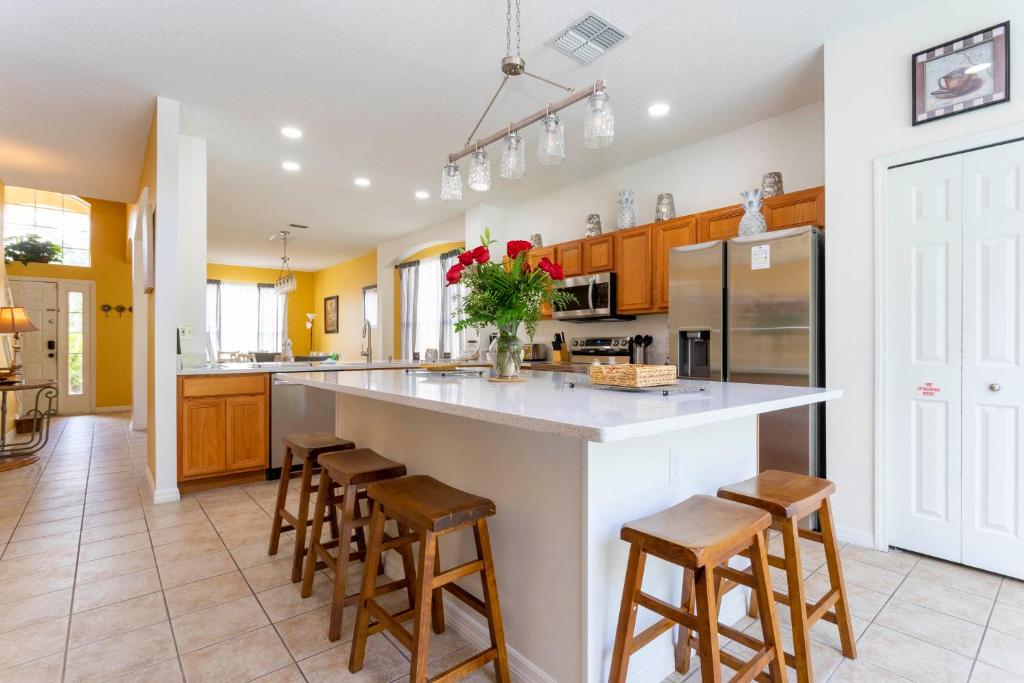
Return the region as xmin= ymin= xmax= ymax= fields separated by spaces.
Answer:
xmin=913 ymin=22 xmax=1010 ymax=125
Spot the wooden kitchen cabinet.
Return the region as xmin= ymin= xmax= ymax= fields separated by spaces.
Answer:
xmin=614 ymin=226 xmax=653 ymax=313
xmin=696 ymin=204 xmax=747 ymax=242
xmin=178 ymin=374 xmax=269 ymax=482
xmin=582 ymin=235 xmax=614 ymax=273
xmin=555 ymin=241 xmax=584 ymax=278
xmin=652 ymin=215 xmax=697 ymax=310
xmin=526 ymin=246 xmax=554 ymax=270
xmin=763 ymin=186 xmax=824 ymax=230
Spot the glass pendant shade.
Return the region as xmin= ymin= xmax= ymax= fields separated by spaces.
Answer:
xmin=536 ymin=113 xmax=566 ymax=166
xmin=583 ymin=91 xmax=614 ymax=149
xmin=468 ymin=149 xmax=491 ymax=191
xmin=500 ymin=132 xmax=526 ymax=179
xmin=440 ymin=162 xmax=462 ymax=201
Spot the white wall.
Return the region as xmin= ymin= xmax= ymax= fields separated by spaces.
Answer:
xmin=824 ymin=0 xmax=1024 ymax=543
xmin=177 ymin=134 xmax=208 ymax=368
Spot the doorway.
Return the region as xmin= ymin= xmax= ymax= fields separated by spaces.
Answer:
xmin=883 ymin=139 xmax=1023 ymax=579
xmin=7 ymin=277 xmax=95 ymax=414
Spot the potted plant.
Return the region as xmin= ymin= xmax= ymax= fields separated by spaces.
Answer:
xmin=448 ymin=229 xmax=574 ymax=380
xmin=4 ymin=234 xmax=62 ymax=266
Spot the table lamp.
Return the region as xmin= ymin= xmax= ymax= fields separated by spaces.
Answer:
xmin=0 ymin=307 xmax=39 ymax=380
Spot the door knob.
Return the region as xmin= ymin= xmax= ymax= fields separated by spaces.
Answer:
xmin=989 ymin=383 xmax=1001 ymax=392
xmin=47 ymin=353 xmax=55 ymax=358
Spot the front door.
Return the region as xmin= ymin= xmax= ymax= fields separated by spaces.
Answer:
xmin=961 ymin=140 xmax=1024 ymax=578
xmin=8 ymin=279 xmax=59 ymax=411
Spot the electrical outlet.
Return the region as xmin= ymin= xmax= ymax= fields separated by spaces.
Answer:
xmin=178 ymin=326 xmax=196 ymax=340
xmin=669 ymin=448 xmax=683 ymax=483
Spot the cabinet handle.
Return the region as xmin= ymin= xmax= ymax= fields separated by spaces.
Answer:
xmin=989 ymin=383 xmax=1001 ymax=392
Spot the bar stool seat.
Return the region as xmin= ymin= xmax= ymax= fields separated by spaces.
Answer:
xmin=301 ymin=448 xmax=408 ymax=642
xmin=268 ymin=433 xmax=355 ymax=583
xmin=350 ymin=475 xmax=510 ymax=682
xmin=610 ymin=495 xmax=786 ymax=683
xmin=716 ymin=471 xmax=857 ymax=683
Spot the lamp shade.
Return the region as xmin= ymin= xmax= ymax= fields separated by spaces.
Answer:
xmin=0 ymin=307 xmax=38 ymax=333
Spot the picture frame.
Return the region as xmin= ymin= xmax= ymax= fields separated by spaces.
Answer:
xmin=912 ymin=22 xmax=1010 ymax=126
xmin=324 ymin=295 xmax=339 ymax=334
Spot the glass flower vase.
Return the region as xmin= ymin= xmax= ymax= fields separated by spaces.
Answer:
xmin=489 ymin=321 xmax=524 ymax=379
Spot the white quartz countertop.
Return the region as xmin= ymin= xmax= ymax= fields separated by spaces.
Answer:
xmin=179 ymin=361 xmax=489 ymax=376
xmin=275 ymin=369 xmax=841 ymax=443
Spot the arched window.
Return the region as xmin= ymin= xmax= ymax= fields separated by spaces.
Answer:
xmin=3 ymin=186 xmax=91 ymax=266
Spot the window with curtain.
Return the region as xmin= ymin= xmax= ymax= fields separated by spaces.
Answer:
xmin=206 ymin=279 xmax=285 ymax=353
xmin=397 ymin=250 xmax=462 ymax=360
xmin=363 ymin=285 xmax=378 ymax=328
xmin=3 ymin=186 xmax=91 ymax=266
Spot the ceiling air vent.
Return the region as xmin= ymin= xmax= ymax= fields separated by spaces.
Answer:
xmin=548 ymin=13 xmax=627 ymax=64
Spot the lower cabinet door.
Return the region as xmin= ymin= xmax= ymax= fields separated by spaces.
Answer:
xmin=180 ymin=398 xmax=226 ymax=479
xmin=225 ymin=394 xmax=268 ymax=471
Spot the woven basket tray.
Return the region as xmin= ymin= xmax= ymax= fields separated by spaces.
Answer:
xmin=589 ymin=364 xmax=677 ymax=388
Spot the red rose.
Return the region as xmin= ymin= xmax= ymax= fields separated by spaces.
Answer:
xmin=549 ymin=263 xmax=564 ymax=280
xmin=445 ymin=263 xmax=465 ymax=285
xmin=458 ymin=250 xmax=475 ymax=266
xmin=471 ymin=245 xmax=490 ymax=264
xmin=537 ymin=256 xmax=554 ymax=274
xmin=506 ymin=240 xmax=532 ymax=260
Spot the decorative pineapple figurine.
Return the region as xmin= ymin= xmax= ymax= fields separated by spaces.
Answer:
xmin=738 ymin=188 xmax=767 ymax=236
xmin=617 ymin=190 xmax=636 ymax=229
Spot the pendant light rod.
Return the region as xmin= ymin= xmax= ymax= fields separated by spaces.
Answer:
xmin=448 ymin=78 xmax=606 ymax=163
xmin=522 ymin=70 xmax=574 ymax=93
xmin=464 ymin=76 xmax=510 ymax=147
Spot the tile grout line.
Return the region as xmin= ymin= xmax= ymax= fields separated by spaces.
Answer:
xmin=59 ymin=416 xmax=93 ymax=683
xmin=965 ymin=577 xmax=1000 ymax=681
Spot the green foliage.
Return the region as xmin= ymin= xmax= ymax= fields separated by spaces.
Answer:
xmin=453 ymin=228 xmax=576 ymax=339
xmin=4 ymin=234 xmax=62 ymax=266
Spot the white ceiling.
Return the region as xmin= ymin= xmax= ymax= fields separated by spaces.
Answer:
xmin=0 ymin=0 xmax=922 ymax=270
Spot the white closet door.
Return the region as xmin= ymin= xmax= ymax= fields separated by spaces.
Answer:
xmin=962 ymin=140 xmax=1024 ymax=579
xmin=886 ymin=155 xmax=964 ymax=562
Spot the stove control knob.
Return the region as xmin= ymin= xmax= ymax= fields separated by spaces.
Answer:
xmin=571 ymin=339 xmax=579 ymax=347
xmin=611 ymin=339 xmax=619 ymax=347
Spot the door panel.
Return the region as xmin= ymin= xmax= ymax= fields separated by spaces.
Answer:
xmin=962 ymin=140 xmax=1024 ymax=579
xmin=225 ymin=394 xmax=268 ymax=471
xmin=887 ymin=155 xmax=963 ymax=563
xmin=180 ymin=398 xmax=226 ymax=478
xmin=8 ymin=280 xmax=60 ymax=412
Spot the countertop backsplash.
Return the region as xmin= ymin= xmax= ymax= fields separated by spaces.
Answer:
xmin=533 ymin=314 xmax=669 ymax=365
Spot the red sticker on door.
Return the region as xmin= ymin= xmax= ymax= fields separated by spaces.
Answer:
xmin=916 ymin=382 xmax=941 ymax=397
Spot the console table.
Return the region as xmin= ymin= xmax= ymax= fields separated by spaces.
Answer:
xmin=0 ymin=380 xmax=58 ymax=472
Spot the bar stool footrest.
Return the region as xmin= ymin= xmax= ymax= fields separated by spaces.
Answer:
xmin=432 ymin=648 xmax=498 ymax=683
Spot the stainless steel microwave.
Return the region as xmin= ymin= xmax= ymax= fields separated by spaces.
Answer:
xmin=552 ymin=272 xmax=635 ymax=321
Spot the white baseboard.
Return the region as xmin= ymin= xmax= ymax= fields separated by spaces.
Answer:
xmin=144 ymin=467 xmax=180 ymax=504
xmin=836 ymin=525 xmax=875 ymax=549
xmin=382 ymin=554 xmax=556 ymax=683
xmin=94 ymin=405 xmax=131 ymax=414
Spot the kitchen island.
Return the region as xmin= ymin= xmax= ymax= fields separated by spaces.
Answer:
xmin=277 ymin=369 xmax=840 ymax=682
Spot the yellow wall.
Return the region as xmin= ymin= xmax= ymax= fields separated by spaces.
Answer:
xmin=205 ymin=264 xmax=315 ymax=356
xmin=5 ymin=196 xmax=132 ymax=408
xmin=311 ymin=250 xmax=377 ymax=360
xmin=139 ymin=109 xmax=157 ymax=479
xmin=392 ymin=241 xmax=464 ymax=358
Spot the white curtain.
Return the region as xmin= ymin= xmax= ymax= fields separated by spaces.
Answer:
xmin=413 ymin=255 xmax=443 ymax=359
xmin=207 ymin=280 xmax=282 ymax=353
xmin=398 ymin=261 xmax=419 ymax=359
xmin=438 ymin=249 xmax=461 ymax=358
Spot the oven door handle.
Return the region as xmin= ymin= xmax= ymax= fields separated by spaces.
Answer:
xmin=587 ymin=278 xmax=595 ymax=310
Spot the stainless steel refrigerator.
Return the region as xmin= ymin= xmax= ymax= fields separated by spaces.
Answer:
xmin=668 ymin=226 xmax=824 ymax=480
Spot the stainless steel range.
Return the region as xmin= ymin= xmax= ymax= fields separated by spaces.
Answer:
xmin=569 ymin=336 xmax=635 ymax=365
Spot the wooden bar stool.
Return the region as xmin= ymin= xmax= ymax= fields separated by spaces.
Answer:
xmin=609 ymin=495 xmax=785 ymax=683
xmin=268 ymin=433 xmax=355 ymax=583
xmin=716 ymin=470 xmax=857 ymax=683
xmin=300 ymin=448 xmax=409 ymax=641
xmin=349 ymin=475 xmax=510 ymax=683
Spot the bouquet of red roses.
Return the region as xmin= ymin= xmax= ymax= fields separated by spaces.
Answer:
xmin=446 ymin=228 xmax=575 ymax=339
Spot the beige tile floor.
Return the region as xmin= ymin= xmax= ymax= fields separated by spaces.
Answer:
xmin=0 ymin=414 xmax=1020 ymax=682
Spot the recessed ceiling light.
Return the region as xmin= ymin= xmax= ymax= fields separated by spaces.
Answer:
xmin=354 ymin=177 xmax=371 ymax=187
xmin=414 ymin=191 xmax=430 ymax=200
xmin=647 ymin=103 xmax=670 ymax=117
xmin=281 ymin=161 xmax=301 ymax=172
xmin=281 ymin=126 xmax=303 ymax=139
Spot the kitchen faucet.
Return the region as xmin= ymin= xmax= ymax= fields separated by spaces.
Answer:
xmin=361 ymin=319 xmax=372 ymax=363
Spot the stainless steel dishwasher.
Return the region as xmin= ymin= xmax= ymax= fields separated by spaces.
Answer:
xmin=269 ymin=374 xmax=337 ymax=478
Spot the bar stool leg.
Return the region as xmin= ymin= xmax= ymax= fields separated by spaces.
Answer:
xmin=410 ymin=529 xmax=439 ymax=683
xmin=474 ymin=519 xmax=511 ymax=682
xmin=350 ymin=500 xmax=387 ymax=673
xmin=781 ymin=518 xmax=813 ymax=683
xmin=396 ymin=523 xmax=419 ymax=608
xmin=693 ymin=566 xmax=722 ymax=683
xmin=268 ymin=447 xmax=294 ymax=555
xmin=328 ymin=483 xmax=358 ymax=642
xmin=608 ymin=543 xmax=646 ymax=683
xmin=291 ymin=458 xmax=316 ymax=583
xmin=430 ymin=537 xmax=445 ymax=635
xmin=301 ymin=468 xmax=331 ymax=598
xmin=675 ymin=569 xmax=695 ymax=673
xmin=749 ymin=531 xmax=786 ymax=683
xmin=820 ymin=498 xmax=857 ymax=659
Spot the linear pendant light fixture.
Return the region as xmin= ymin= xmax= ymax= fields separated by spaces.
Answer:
xmin=271 ymin=230 xmax=297 ymax=294
xmin=441 ymin=0 xmax=614 ymax=200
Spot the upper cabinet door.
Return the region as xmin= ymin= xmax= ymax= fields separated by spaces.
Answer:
xmin=556 ymin=241 xmax=584 ymax=278
xmin=614 ymin=227 xmax=653 ymax=312
xmin=527 ymin=246 xmax=554 ymax=270
xmin=583 ymin=235 xmax=614 ymax=273
xmin=696 ymin=204 xmax=746 ymax=242
xmin=763 ymin=186 xmax=825 ymax=230
xmin=652 ymin=216 xmax=697 ymax=310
